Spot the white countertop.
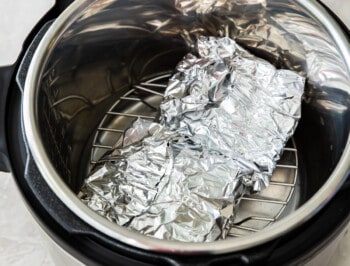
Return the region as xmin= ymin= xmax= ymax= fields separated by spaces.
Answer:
xmin=0 ymin=1 xmax=349 ymax=265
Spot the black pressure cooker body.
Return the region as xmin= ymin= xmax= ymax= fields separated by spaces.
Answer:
xmin=1 ymin=1 xmax=350 ymax=265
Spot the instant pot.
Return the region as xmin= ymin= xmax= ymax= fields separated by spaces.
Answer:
xmin=1 ymin=0 xmax=350 ymax=265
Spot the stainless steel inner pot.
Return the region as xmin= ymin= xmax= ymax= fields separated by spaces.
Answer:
xmin=23 ymin=0 xmax=350 ymax=254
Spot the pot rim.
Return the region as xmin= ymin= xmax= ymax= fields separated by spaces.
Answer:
xmin=22 ymin=0 xmax=350 ymax=254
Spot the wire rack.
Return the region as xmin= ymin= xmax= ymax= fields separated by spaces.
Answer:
xmin=89 ymin=72 xmax=299 ymax=236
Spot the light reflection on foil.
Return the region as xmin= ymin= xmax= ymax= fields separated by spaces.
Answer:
xmin=79 ymin=36 xmax=304 ymax=242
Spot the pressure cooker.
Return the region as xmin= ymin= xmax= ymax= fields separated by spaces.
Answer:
xmin=0 ymin=0 xmax=350 ymax=265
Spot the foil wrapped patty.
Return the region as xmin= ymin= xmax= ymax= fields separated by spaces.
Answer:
xmin=79 ymin=36 xmax=305 ymax=242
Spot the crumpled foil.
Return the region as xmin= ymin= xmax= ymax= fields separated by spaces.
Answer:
xmin=79 ymin=36 xmax=305 ymax=242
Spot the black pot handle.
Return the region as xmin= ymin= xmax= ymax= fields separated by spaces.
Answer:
xmin=0 ymin=65 xmax=17 ymax=172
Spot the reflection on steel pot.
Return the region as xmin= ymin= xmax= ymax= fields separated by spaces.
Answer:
xmin=22 ymin=0 xmax=350 ymax=254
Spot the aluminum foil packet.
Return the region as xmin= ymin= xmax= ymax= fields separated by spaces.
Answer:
xmin=79 ymin=36 xmax=305 ymax=242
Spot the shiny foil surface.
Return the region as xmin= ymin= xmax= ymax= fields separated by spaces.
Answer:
xmin=79 ymin=36 xmax=305 ymax=242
